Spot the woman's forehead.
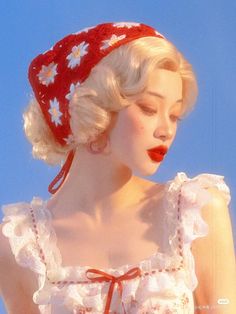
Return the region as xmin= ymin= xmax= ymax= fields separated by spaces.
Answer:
xmin=143 ymin=90 xmax=183 ymax=104
xmin=139 ymin=70 xmax=182 ymax=101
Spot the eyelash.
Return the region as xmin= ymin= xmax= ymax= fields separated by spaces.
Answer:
xmin=140 ymin=107 xmax=182 ymax=122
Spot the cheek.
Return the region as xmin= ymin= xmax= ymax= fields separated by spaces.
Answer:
xmin=123 ymin=110 xmax=146 ymax=136
xmin=110 ymin=108 xmax=149 ymax=151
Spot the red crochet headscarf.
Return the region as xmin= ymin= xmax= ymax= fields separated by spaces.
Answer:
xmin=28 ymin=22 xmax=165 ymax=194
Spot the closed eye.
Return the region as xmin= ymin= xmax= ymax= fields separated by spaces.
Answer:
xmin=141 ymin=107 xmax=182 ymax=121
xmin=140 ymin=106 xmax=157 ymax=115
xmin=170 ymin=115 xmax=182 ymax=122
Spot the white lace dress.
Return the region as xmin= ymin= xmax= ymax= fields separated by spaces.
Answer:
xmin=1 ymin=172 xmax=231 ymax=314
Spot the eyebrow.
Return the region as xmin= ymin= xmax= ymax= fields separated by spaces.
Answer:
xmin=146 ymin=91 xmax=183 ymax=103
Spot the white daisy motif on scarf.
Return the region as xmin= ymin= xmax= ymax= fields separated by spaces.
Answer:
xmin=48 ymin=98 xmax=63 ymax=126
xmin=100 ymin=34 xmax=126 ymax=50
xmin=37 ymin=62 xmax=58 ymax=86
xmin=66 ymin=42 xmax=89 ymax=69
xmin=113 ymin=22 xmax=140 ymax=28
xmin=63 ymin=134 xmax=74 ymax=145
xmin=65 ymin=82 xmax=81 ymax=101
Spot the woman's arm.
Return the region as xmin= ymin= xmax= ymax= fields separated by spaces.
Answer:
xmin=192 ymin=186 xmax=236 ymax=314
xmin=0 ymin=224 xmax=40 ymax=314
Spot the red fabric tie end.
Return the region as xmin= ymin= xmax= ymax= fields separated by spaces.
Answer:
xmin=48 ymin=149 xmax=75 ymax=194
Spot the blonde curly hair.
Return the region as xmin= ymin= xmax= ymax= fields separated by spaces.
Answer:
xmin=23 ymin=36 xmax=198 ymax=166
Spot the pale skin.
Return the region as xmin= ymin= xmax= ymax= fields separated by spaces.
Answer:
xmin=0 ymin=69 xmax=235 ymax=313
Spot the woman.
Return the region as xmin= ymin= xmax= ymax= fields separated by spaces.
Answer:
xmin=0 ymin=22 xmax=235 ymax=314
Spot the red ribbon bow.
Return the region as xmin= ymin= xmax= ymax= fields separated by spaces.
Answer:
xmin=85 ymin=267 xmax=141 ymax=314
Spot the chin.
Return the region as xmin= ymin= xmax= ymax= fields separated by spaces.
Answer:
xmin=133 ymin=162 xmax=160 ymax=177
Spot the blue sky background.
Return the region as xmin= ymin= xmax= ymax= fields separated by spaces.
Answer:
xmin=0 ymin=1 xmax=235 ymax=312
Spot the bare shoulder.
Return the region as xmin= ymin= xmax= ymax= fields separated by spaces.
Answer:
xmin=191 ymin=187 xmax=236 ymax=311
xmin=192 ymin=185 xmax=233 ymax=252
xmin=0 ymin=223 xmax=40 ymax=314
xmin=191 ymin=185 xmax=234 ymax=267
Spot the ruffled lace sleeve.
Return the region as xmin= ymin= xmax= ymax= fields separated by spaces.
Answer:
xmin=166 ymin=172 xmax=231 ymax=291
xmin=181 ymin=172 xmax=231 ymax=241
xmin=1 ymin=197 xmax=46 ymax=275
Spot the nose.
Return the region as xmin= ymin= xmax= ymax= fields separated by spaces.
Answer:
xmin=154 ymin=118 xmax=175 ymax=142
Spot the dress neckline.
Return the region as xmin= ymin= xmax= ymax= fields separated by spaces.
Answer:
xmin=29 ymin=175 xmax=184 ymax=279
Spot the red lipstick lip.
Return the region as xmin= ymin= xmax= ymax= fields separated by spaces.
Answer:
xmin=147 ymin=145 xmax=168 ymax=162
xmin=147 ymin=145 xmax=168 ymax=155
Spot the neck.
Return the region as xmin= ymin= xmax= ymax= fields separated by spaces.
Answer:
xmin=47 ymin=145 xmax=146 ymax=222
